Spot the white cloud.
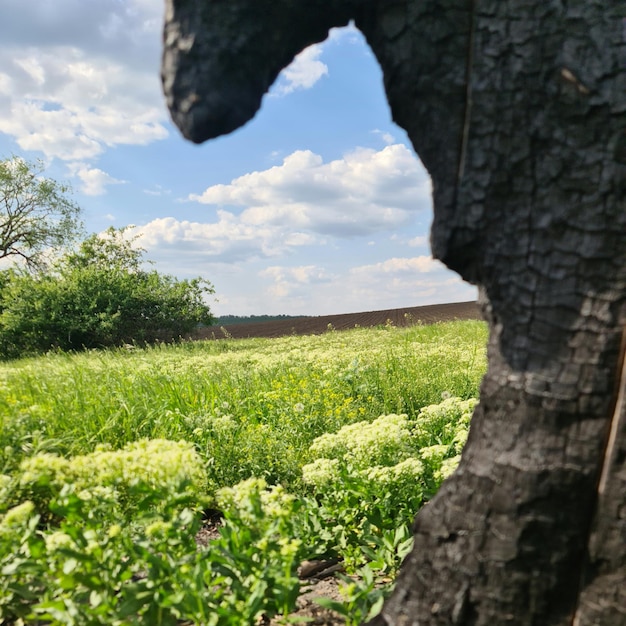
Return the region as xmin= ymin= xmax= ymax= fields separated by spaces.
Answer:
xmin=372 ymin=129 xmax=395 ymax=145
xmin=260 ymin=265 xmax=335 ymax=298
xmin=273 ymin=45 xmax=328 ymax=96
xmin=408 ymin=235 xmax=428 ymax=248
xmin=190 ymin=144 xmax=431 ymax=238
xmin=0 ymin=49 xmax=168 ymax=161
xmin=67 ymin=163 xmax=127 ymax=196
xmin=0 ymin=1 xmax=168 ymax=166
xmin=234 ymin=256 xmax=476 ymax=317
xmin=128 ymin=214 xmax=476 ymax=315
xmin=351 ymin=256 xmax=439 ymax=275
xmin=131 ymin=214 xmax=310 ymax=266
xmin=143 ymin=185 xmax=171 ymax=197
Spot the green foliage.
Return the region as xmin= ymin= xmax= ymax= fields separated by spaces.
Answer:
xmin=0 ymin=321 xmax=486 ymax=484
xmin=0 ymin=476 xmax=308 ymax=625
xmin=216 ymin=314 xmax=308 ymax=325
xmin=0 ymin=227 xmax=215 ymax=358
xmin=0 ymin=488 xmax=207 ymax=625
xmin=0 ymin=321 xmax=487 ymax=622
xmin=0 ymin=156 xmax=83 ymax=270
xmin=0 ymin=398 xmax=472 ymax=624
xmin=315 ymin=565 xmax=389 ymax=626
xmin=1 ymin=439 xmax=207 ymax=521
xmin=300 ymin=400 xmax=476 ymax=575
xmin=213 ymin=479 xmax=304 ymax=621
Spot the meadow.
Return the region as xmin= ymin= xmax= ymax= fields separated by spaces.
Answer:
xmin=0 ymin=319 xmax=488 ymax=625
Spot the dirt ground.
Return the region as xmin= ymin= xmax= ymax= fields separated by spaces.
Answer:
xmin=196 ymin=301 xmax=481 ymax=341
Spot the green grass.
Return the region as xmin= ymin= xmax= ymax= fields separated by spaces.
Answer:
xmin=0 ymin=320 xmax=487 ymax=490
xmin=0 ymin=320 xmax=488 ymax=625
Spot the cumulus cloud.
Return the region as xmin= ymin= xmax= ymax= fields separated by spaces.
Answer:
xmin=407 ymin=235 xmax=428 ymax=248
xmin=130 ymin=214 xmax=312 ymax=266
xmin=129 ymin=212 xmax=476 ymax=316
xmin=260 ymin=265 xmax=334 ymax=297
xmin=372 ymin=129 xmax=395 ymax=145
xmin=190 ymin=144 xmax=431 ymax=238
xmin=248 ymin=256 xmax=476 ymax=316
xmin=67 ymin=163 xmax=127 ymax=196
xmin=273 ymin=45 xmax=328 ymax=96
xmin=351 ymin=256 xmax=439 ymax=275
xmin=0 ymin=0 xmax=167 ymax=168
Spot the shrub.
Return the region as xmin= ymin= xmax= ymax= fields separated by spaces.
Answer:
xmin=0 ymin=228 xmax=215 ymax=358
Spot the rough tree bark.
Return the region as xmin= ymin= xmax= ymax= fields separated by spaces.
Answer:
xmin=161 ymin=2 xmax=626 ymax=624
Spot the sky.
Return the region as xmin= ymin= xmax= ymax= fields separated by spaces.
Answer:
xmin=0 ymin=0 xmax=477 ymax=317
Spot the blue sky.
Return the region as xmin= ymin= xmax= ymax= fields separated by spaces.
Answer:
xmin=0 ymin=0 xmax=477 ymax=316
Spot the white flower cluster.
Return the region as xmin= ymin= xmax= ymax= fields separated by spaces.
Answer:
xmin=303 ymin=398 xmax=477 ymax=491
xmin=216 ymin=477 xmax=296 ymax=525
xmin=14 ymin=439 xmax=206 ymax=510
xmin=0 ymin=474 xmax=12 ymax=504
xmin=435 ymin=456 xmax=462 ymax=483
xmin=303 ymin=414 xmax=422 ymax=490
xmin=309 ymin=413 xmax=415 ymax=468
xmin=363 ymin=457 xmax=425 ymax=485
xmin=0 ymin=500 xmax=35 ymax=533
xmin=43 ymin=530 xmax=74 ymax=552
xmin=301 ymin=458 xmax=340 ymax=487
xmin=413 ymin=397 xmax=477 ymax=447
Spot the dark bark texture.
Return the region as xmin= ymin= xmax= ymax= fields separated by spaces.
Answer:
xmin=161 ymin=1 xmax=626 ymax=624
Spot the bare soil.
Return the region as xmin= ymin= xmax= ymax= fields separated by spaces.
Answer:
xmin=197 ymin=301 xmax=481 ymax=341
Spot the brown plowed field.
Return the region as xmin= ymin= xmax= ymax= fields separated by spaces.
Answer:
xmin=196 ymin=300 xmax=481 ymax=340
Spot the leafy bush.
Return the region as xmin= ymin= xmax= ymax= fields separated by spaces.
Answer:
xmin=0 ymin=227 xmax=215 ymax=358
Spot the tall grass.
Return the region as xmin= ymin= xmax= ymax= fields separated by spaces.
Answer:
xmin=0 ymin=320 xmax=487 ymax=491
xmin=0 ymin=319 xmax=489 ymax=625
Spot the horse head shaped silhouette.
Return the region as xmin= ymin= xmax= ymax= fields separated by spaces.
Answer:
xmin=161 ymin=3 xmax=626 ymax=623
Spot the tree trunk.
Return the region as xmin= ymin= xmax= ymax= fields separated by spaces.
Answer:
xmin=161 ymin=1 xmax=626 ymax=624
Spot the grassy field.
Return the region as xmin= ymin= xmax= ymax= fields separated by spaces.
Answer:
xmin=0 ymin=320 xmax=488 ymax=625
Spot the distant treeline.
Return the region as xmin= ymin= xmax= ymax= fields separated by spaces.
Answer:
xmin=215 ymin=314 xmax=309 ymax=326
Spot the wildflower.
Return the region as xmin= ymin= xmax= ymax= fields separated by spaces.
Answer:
xmin=302 ymin=458 xmax=340 ymax=487
xmin=1 ymin=501 xmax=35 ymax=530
xmin=294 ymin=402 xmax=305 ymax=413
xmin=278 ymin=536 xmax=301 ymax=558
xmin=107 ymin=524 xmax=122 ymax=538
xmin=434 ymin=456 xmax=461 ymax=482
xmin=309 ymin=413 xmax=414 ymax=468
xmin=145 ymin=520 xmax=172 ymax=537
xmin=0 ymin=474 xmax=12 ymax=504
xmin=420 ymin=444 xmax=449 ymax=464
xmin=44 ymin=531 xmax=73 ymax=552
xmin=217 ymin=479 xmax=296 ymax=525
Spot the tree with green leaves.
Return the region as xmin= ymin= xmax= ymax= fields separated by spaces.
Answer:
xmin=0 ymin=157 xmax=83 ymax=270
xmin=0 ymin=227 xmax=215 ymax=358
